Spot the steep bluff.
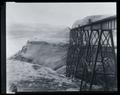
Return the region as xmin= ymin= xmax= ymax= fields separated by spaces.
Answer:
xmin=10 ymin=41 xmax=68 ymax=74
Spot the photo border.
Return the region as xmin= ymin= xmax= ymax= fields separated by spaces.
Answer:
xmin=1 ymin=0 xmax=119 ymax=94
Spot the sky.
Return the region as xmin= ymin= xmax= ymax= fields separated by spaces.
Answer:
xmin=6 ymin=2 xmax=116 ymax=27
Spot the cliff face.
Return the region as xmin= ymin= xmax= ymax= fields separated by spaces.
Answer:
xmin=7 ymin=24 xmax=70 ymax=73
xmin=7 ymin=23 xmax=70 ymax=58
xmin=10 ymin=41 xmax=68 ymax=72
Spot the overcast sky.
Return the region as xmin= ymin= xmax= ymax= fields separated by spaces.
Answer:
xmin=6 ymin=2 xmax=116 ymax=27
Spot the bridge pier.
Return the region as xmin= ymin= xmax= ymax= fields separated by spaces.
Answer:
xmin=66 ymin=15 xmax=117 ymax=91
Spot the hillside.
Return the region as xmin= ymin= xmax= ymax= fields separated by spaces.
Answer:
xmin=7 ymin=60 xmax=80 ymax=93
xmin=10 ymin=41 xmax=68 ymax=72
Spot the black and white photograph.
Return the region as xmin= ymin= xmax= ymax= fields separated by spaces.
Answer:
xmin=6 ymin=2 xmax=117 ymax=93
